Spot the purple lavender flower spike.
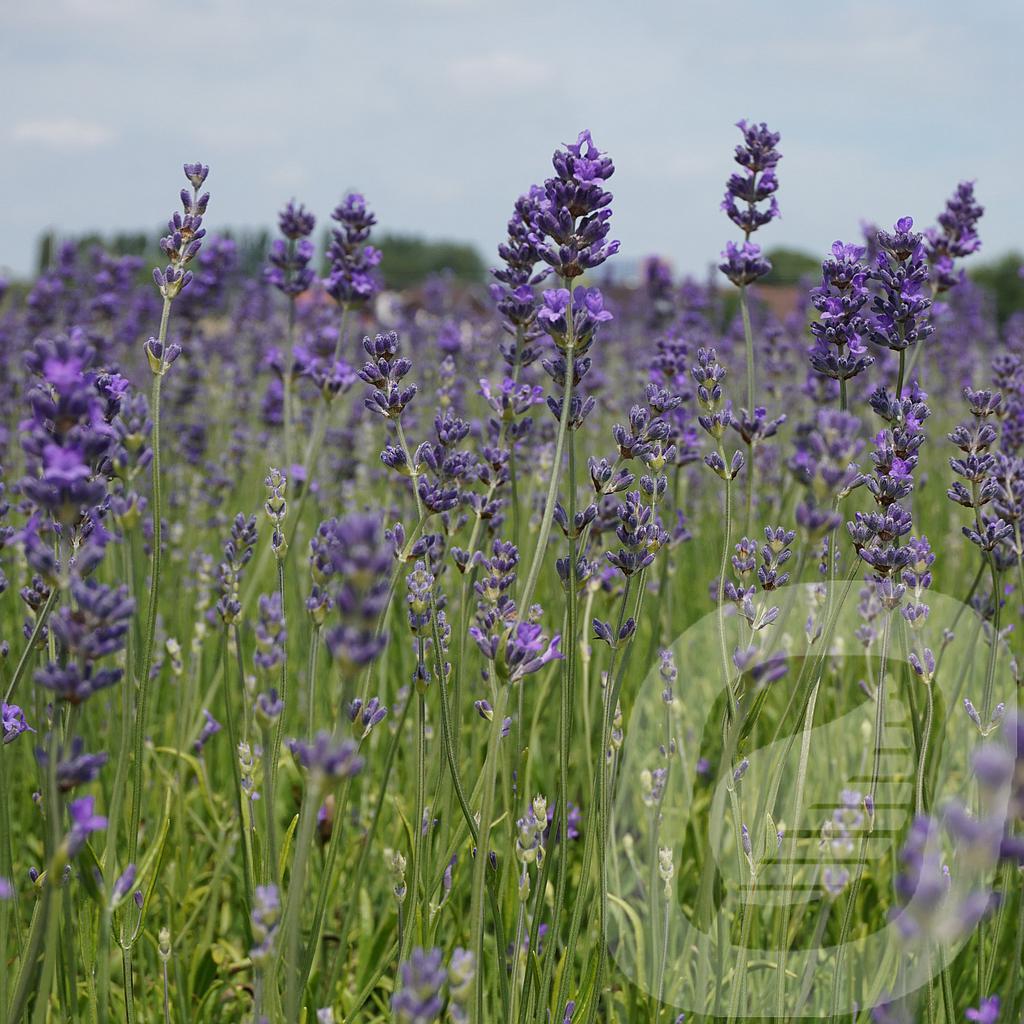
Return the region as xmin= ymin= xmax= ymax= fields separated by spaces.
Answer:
xmin=722 ymin=119 xmax=782 ymax=239
xmin=538 ymin=286 xmax=613 ymax=358
xmin=2 ymin=702 xmax=33 ymax=744
xmin=265 ymin=200 xmax=317 ymax=297
xmin=256 ymin=689 xmax=284 ymax=722
xmin=719 ymin=120 xmax=780 ymax=287
xmin=870 ymin=996 xmax=912 ymax=1024
xmin=808 ymin=240 xmax=874 ymax=387
xmin=20 ymin=330 xmax=118 ymax=535
xmin=250 ymin=883 xmax=280 ymax=965
xmin=868 ymin=217 xmax=934 ymax=361
xmin=534 ymin=130 xmax=619 ymax=280
xmin=112 ymin=863 xmax=137 ymax=903
xmin=348 ymin=696 xmax=388 ymax=739
xmin=254 ymin=592 xmax=287 ymax=673
xmin=445 ymin=948 xmax=474 ymax=1024
xmin=926 ymin=181 xmax=984 ymax=293
xmin=965 ymin=997 xmax=1001 ymax=1024
xmin=325 ymin=192 xmax=381 ymax=307
xmin=215 ymin=513 xmax=259 ymax=625
xmin=359 ymin=331 xmax=417 ymax=420
xmin=278 ymin=200 xmax=316 ymax=240
xmin=606 ymin=490 xmax=669 ymax=577
xmin=392 ymin=946 xmax=446 ymax=1023
xmin=312 ymin=512 xmax=392 ymax=669
xmin=66 ymin=795 xmax=107 ymax=856
xmin=288 ymin=732 xmax=364 ymax=778
xmin=194 ymin=709 xmax=221 ymax=754
xmin=36 ymin=577 xmax=134 ymax=704
xmin=491 ymin=184 xmax=549 ymax=369
xmin=891 ymin=814 xmax=947 ymax=939
xmin=41 ymin=736 xmax=109 ymax=792
xmin=718 ymin=240 xmax=771 ymax=287
xmin=51 ymin=579 xmax=134 ymax=662
xmin=153 ymin=162 xmax=210 ymax=301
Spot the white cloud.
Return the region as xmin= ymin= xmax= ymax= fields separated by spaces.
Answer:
xmin=12 ymin=118 xmax=114 ymax=151
xmin=447 ymin=52 xmax=555 ymax=95
xmin=265 ymin=160 xmax=309 ymax=191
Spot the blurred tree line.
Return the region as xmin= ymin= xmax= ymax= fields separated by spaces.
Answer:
xmin=33 ymin=228 xmax=486 ymax=290
xmin=371 ymin=234 xmax=485 ymax=289
xmin=25 ymin=231 xmax=1024 ymax=320
xmin=972 ymin=253 xmax=1024 ymax=324
xmin=760 ymin=246 xmax=1024 ymax=324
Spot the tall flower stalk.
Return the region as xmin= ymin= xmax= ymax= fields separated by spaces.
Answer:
xmin=719 ymin=120 xmax=782 ymax=533
xmin=808 ymin=241 xmax=874 ymax=412
xmin=868 ymin=217 xmax=934 ymax=400
xmin=128 ymin=164 xmax=209 ymax=869
xmin=831 ymin=385 xmax=930 ymax=1015
xmin=495 ymin=134 xmax=617 ymax=1018
xmin=518 ymin=129 xmax=618 ymax=613
xmin=265 ymin=200 xmax=316 ymax=468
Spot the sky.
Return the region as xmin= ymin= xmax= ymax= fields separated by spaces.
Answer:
xmin=1 ymin=0 xmax=1021 ymax=280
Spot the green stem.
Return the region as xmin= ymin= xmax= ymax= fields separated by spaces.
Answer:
xmin=429 ymin=602 xmax=512 ymax=1019
xmin=940 ymin=947 xmax=956 ymax=1022
xmin=7 ymin=893 xmax=50 ymax=1024
xmin=320 ymin=696 xmax=413 ymax=1002
xmin=96 ymin=904 xmax=113 ymax=1024
xmin=0 ymin=746 xmax=9 ymax=1024
xmin=718 ymin=478 xmax=736 ymax=725
xmin=330 ymin=302 xmax=350 ymax=366
xmin=740 ymin=284 xmax=755 ymax=416
xmin=280 ymin=774 xmax=322 ymax=1022
xmin=739 ymin=285 xmax=756 ymax=536
xmin=219 ymin=630 xmax=255 ymax=914
xmin=29 ymin=728 xmax=62 ymax=1024
xmin=772 ymin=680 xmax=821 ymax=1020
xmin=399 ymin=680 xmax=428 ymax=963
xmin=980 ymin=561 xmax=1002 ymax=723
xmin=588 ymin=574 xmax=652 ymax=1024
xmin=260 ymin=721 xmax=277 ymax=885
xmin=106 ymin=539 xmax=137 ymax=876
xmin=546 ymin=412 xmax=579 ymax=996
xmin=981 ymin=860 xmax=1012 ymax=999
xmin=916 ymin=677 xmax=934 ymax=816
xmin=269 ymin=563 xmax=288 ymax=825
xmin=518 ymin=333 xmax=576 ymax=614
xmin=128 ymin=294 xmax=173 ymax=870
xmin=2 ymin=588 xmax=58 ymax=706
xmin=297 ymin=775 xmax=354 ymax=998
xmin=0 ymin=697 xmax=18 ymax=939
xmin=120 ymin=949 xmax=136 ymax=1024
xmin=283 ymin=294 xmax=296 ymax=468
xmin=1011 ymin=877 xmax=1024 ymax=1021
xmin=469 ymin=684 xmax=509 ymax=1024
xmin=550 ymin=575 xmax=634 ymax=1019
xmin=452 ymin=509 xmax=490 ymax=777
xmin=830 ymin=612 xmax=893 ymax=1017
xmin=395 ymin=419 xmax=426 ymax=524
xmin=726 ymin=870 xmax=758 ymax=1024
xmin=306 ymin=626 xmax=321 ymax=744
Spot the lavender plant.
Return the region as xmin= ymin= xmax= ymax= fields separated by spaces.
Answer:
xmin=0 ymin=128 xmax=1021 ymax=1024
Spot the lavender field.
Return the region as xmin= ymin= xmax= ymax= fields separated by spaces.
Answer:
xmin=0 ymin=122 xmax=1022 ymax=1024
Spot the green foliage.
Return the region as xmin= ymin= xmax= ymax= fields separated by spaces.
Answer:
xmin=373 ymin=233 xmax=486 ymax=290
xmin=971 ymin=252 xmax=1024 ymax=324
xmin=761 ymin=247 xmax=820 ymax=286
